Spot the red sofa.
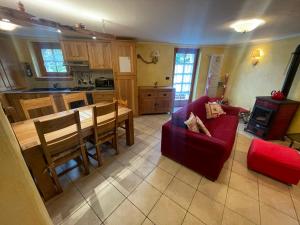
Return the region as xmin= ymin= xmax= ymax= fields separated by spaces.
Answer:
xmin=161 ymin=96 xmax=240 ymax=181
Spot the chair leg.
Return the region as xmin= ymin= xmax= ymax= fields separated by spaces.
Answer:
xmin=49 ymin=166 xmax=63 ymax=193
xmin=95 ymin=143 xmax=103 ymax=167
xmin=80 ymin=146 xmax=90 ymax=175
xmin=113 ymin=134 xmax=119 ymax=155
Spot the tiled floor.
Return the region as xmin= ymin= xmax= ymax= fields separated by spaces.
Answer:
xmin=46 ymin=114 xmax=300 ymax=225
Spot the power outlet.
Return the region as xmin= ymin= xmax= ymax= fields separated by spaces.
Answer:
xmin=165 ymin=76 xmax=170 ymax=80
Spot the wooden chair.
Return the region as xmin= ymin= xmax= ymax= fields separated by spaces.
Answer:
xmin=62 ymin=92 xmax=88 ymax=110
xmin=34 ymin=110 xmax=89 ymax=193
xmin=20 ymin=96 xmax=58 ymax=120
xmin=113 ymin=97 xmax=128 ymax=108
xmin=2 ymin=105 xmax=19 ymax=123
xmin=88 ymin=101 xmax=118 ymax=166
xmin=113 ymin=97 xmax=128 ymax=130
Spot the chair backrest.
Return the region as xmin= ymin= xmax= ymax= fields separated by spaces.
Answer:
xmin=62 ymin=92 xmax=88 ymax=110
xmin=113 ymin=97 xmax=128 ymax=107
xmin=92 ymin=101 xmax=118 ymax=137
xmin=20 ymin=96 xmax=58 ymax=120
xmin=34 ymin=110 xmax=83 ymax=164
xmin=3 ymin=106 xmax=19 ymax=123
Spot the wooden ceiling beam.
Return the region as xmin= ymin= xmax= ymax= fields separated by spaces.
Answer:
xmin=0 ymin=6 xmax=115 ymax=40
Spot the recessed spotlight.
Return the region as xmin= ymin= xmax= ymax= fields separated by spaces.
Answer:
xmin=92 ymin=36 xmax=97 ymax=40
xmin=57 ymin=29 xmax=62 ymax=33
xmin=0 ymin=19 xmax=18 ymax=31
xmin=230 ymin=19 xmax=265 ymax=33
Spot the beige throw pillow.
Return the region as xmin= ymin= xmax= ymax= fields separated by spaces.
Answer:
xmin=196 ymin=116 xmax=212 ymax=137
xmin=205 ymin=102 xmax=226 ymax=119
xmin=184 ymin=112 xmax=199 ymax=133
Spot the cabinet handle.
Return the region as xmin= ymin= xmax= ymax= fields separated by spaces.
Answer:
xmin=147 ymin=94 xmax=152 ymax=97
xmin=163 ymin=94 xmax=167 ymax=96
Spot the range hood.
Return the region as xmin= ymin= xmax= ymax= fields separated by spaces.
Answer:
xmin=64 ymin=61 xmax=89 ymax=67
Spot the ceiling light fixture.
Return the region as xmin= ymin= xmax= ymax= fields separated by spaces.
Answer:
xmin=92 ymin=36 xmax=97 ymax=40
xmin=0 ymin=19 xmax=19 ymax=31
xmin=230 ymin=19 xmax=265 ymax=33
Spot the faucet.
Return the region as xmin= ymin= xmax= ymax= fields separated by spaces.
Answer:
xmin=53 ymin=83 xmax=59 ymax=89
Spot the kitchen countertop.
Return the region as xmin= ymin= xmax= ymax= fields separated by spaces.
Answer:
xmin=3 ymin=88 xmax=115 ymax=94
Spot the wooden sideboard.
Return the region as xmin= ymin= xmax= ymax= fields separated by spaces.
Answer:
xmin=138 ymin=86 xmax=175 ymax=115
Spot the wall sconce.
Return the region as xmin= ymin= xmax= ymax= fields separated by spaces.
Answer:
xmin=137 ymin=50 xmax=160 ymax=64
xmin=251 ymin=48 xmax=264 ymax=66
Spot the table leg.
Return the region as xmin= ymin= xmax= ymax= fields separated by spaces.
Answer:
xmin=290 ymin=140 xmax=294 ymax=148
xmin=125 ymin=111 xmax=134 ymax=146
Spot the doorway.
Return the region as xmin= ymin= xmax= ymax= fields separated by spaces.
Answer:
xmin=172 ymin=48 xmax=199 ymax=107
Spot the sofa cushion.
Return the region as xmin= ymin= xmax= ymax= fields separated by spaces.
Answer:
xmin=205 ymin=115 xmax=238 ymax=157
xmin=172 ymin=96 xmax=209 ymax=127
xmin=196 ymin=116 xmax=211 ymax=137
xmin=184 ymin=112 xmax=200 ymax=133
xmin=205 ymin=102 xmax=226 ymax=119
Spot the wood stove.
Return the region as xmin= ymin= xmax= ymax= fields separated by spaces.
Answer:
xmin=246 ymin=45 xmax=300 ymax=140
xmin=245 ymin=96 xmax=299 ymax=139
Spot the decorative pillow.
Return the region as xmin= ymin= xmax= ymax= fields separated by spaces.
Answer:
xmin=205 ymin=102 xmax=226 ymax=119
xmin=184 ymin=112 xmax=200 ymax=133
xmin=196 ymin=116 xmax=212 ymax=137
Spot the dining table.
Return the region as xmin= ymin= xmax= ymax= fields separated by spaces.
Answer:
xmin=12 ymin=103 xmax=134 ymax=201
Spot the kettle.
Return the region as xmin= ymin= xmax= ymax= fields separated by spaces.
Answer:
xmin=271 ymin=90 xmax=285 ymax=100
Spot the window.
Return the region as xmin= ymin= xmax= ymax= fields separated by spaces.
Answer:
xmin=172 ymin=48 xmax=199 ymax=106
xmin=41 ymin=48 xmax=67 ymax=73
xmin=33 ymin=42 xmax=68 ymax=77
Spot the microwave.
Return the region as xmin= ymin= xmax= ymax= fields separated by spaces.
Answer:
xmin=95 ymin=77 xmax=114 ymax=90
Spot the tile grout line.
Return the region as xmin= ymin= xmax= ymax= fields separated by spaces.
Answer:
xmin=220 ymin=142 xmax=235 ymax=225
xmin=258 ymin=172 xmax=262 ymax=225
xmin=289 ymin=188 xmax=300 ymax=224
xmin=180 ymin=176 xmax=208 ymax=225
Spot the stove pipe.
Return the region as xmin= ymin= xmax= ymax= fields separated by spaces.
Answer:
xmin=281 ymin=44 xmax=300 ymax=97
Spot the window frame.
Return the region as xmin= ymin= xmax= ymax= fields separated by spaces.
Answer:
xmin=33 ymin=42 xmax=68 ymax=77
xmin=172 ymin=48 xmax=199 ymax=104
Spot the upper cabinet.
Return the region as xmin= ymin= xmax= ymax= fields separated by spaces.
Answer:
xmin=0 ymin=36 xmax=27 ymax=91
xmin=87 ymin=42 xmax=112 ymax=69
xmin=112 ymin=41 xmax=136 ymax=75
xmin=60 ymin=40 xmax=88 ymax=61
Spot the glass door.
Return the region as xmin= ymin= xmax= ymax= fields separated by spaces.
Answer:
xmin=172 ymin=48 xmax=199 ymax=107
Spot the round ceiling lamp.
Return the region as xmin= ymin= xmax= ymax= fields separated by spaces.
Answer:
xmin=230 ymin=19 xmax=265 ymax=33
xmin=0 ymin=19 xmax=19 ymax=31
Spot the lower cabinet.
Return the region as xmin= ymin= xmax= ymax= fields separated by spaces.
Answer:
xmin=139 ymin=86 xmax=175 ymax=115
xmin=91 ymin=91 xmax=115 ymax=103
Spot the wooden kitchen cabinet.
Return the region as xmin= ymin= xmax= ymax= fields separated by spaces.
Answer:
xmin=139 ymin=87 xmax=175 ymax=114
xmin=0 ymin=65 xmax=10 ymax=91
xmin=112 ymin=40 xmax=138 ymax=115
xmin=92 ymin=91 xmax=115 ymax=103
xmin=0 ymin=35 xmax=27 ymax=90
xmin=61 ymin=40 xmax=88 ymax=61
xmin=112 ymin=41 xmax=136 ymax=75
xmin=87 ymin=42 xmax=112 ymax=69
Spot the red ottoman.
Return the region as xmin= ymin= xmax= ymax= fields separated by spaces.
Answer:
xmin=247 ymin=139 xmax=300 ymax=185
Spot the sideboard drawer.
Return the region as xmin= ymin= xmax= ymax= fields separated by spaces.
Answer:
xmin=158 ymin=91 xmax=172 ymax=98
xmin=140 ymin=91 xmax=157 ymax=98
xmin=138 ymin=86 xmax=175 ymax=115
